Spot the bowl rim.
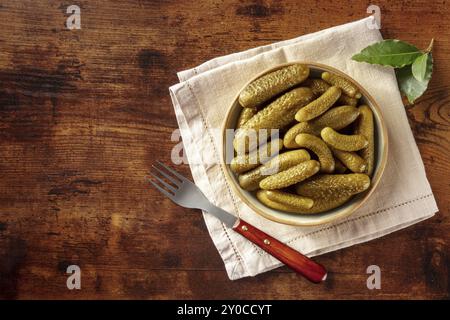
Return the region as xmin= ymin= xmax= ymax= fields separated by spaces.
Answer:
xmin=220 ymin=61 xmax=389 ymax=226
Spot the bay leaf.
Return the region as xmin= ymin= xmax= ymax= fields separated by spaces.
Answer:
xmin=396 ymin=53 xmax=433 ymax=103
xmin=352 ymin=39 xmax=422 ymax=67
xmin=411 ymin=53 xmax=428 ymax=81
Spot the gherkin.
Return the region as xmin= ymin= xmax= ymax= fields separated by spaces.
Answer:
xmin=258 ymin=190 xmax=314 ymax=211
xmin=284 ymin=105 xmax=360 ymax=147
xmin=257 ymin=190 xmax=352 ymax=214
xmin=259 ymin=160 xmax=320 ymax=190
xmin=234 ymin=87 xmax=314 ymax=152
xmin=338 ymin=94 xmax=358 ymax=107
xmin=295 ymin=86 xmax=341 ymax=122
xmin=233 ymin=67 xmax=376 ymax=214
xmin=321 ymin=127 xmax=368 ymax=151
xmin=230 ymin=139 xmax=283 ymax=174
xmin=311 ymin=106 xmax=360 ymax=131
xmin=332 ymin=148 xmax=366 ymax=173
xmin=355 ymin=105 xmax=375 ymax=176
xmin=304 ymin=78 xmax=358 ymax=107
xmin=238 ymin=150 xmax=310 ymax=191
xmin=334 ymin=157 xmax=348 ymax=173
xmin=303 ymin=78 xmax=330 ymax=96
xmin=236 ymin=107 xmax=257 ymax=128
xmin=239 ymin=64 xmax=310 ymax=108
xmin=322 ymin=71 xmax=361 ymax=98
xmin=296 ymin=174 xmax=370 ymax=198
xmin=303 ymin=193 xmax=353 ymax=214
xmin=294 ymin=134 xmax=335 ymax=173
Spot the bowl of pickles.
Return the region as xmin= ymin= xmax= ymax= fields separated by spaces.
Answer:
xmin=221 ymin=62 xmax=388 ymax=226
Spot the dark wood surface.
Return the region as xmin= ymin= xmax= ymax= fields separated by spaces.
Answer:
xmin=0 ymin=0 xmax=449 ymax=299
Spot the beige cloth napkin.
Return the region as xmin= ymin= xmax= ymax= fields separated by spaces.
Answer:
xmin=169 ymin=17 xmax=438 ymax=280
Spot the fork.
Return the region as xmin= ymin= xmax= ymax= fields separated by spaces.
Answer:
xmin=148 ymin=161 xmax=327 ymax=283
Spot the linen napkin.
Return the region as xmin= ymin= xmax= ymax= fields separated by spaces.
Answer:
xmin=169 ymin=16 xmax=438 ymax=280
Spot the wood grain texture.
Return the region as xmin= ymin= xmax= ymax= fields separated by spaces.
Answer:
xmin=0 ymin=0 xmax=448 ymax=299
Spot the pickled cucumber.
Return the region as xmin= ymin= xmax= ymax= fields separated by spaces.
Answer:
xmin=232 ymin=128 xmax=263 ymax=154
xmin=296 ymin=174 xmax=370 ymax=198
xmin=332 ymin=148 xmax=366 ymax=173
xmin=283 ymin=122 xmax=314 ymax=148
xmin=234 ymin=87 xmax=314 ymax=152
xmin=262 ymin=190 xmax=314 ymax=210
xmin=238 ymin=150 xmax=310 ymax=191
xmin=230 ymin=138 xmax=283 ymax=174
xmin=259 ymin=160 xmax=320 ymax=189
xmin=295 ymin=86 xmax=341 ymax=122
xmin=232 ymin=66 xmax=377 ymax=214
xmin=241 ymin=87 xmax=314 ymax=131
xmin=294 ymin=134 xmax=335 ymax=173
xmin=256 ymin=190 xmax=312 ymax=213
xmin=239 ymin=64 xmax=310 ymax=108
xmin=257 ymin=190 xmax=352 ymax=214
xmin=311 ymin=105 xmax=360 ymax=132
xmin=283 ymin=106 xmax=360 ymax=147
xmin=237 ymin=107 xmax=257 ymax=128
xmin=303 ymin=78 xmax=330 ymax=96
xmin=334 ymin=158 xmax=347 ymax=173
xmin=322 ymin=72 xmax=361 ymax=98
xmin=321 ymin=127 xmax=368 ymax=151
xmin=304 ymin=76 xmax=358 ymax=105
xmin=355 ymin=105 xmax=375 ymax=176
xmin=303 ymin=193 xmax=353 ymax=214
xmin=338 ymin=94 xmax=358 ymax=107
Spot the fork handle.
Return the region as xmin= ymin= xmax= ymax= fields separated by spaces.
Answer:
xmin=233 ymin=219 xmax=327 ymax=283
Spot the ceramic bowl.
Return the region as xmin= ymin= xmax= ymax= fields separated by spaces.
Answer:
xmin=221 ymin=62 xmax=388 ymax=226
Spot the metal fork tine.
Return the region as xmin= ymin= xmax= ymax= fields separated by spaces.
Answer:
xmin=149 ymin=172 xmax=177 ymax=193
xmin=156 ymin=161 xmax=188 ymax=182
xmin=152 ymin=165 xmax=182 ymax=187
xmin=147 ymin=177 xmax=175 ymax=199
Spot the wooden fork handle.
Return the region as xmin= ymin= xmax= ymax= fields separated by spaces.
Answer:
xmin=234 ymin=219 xmax=327 ymax=283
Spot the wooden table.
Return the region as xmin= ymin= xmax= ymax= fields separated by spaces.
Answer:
xmin=0 ymin=0 xmax=448 ymax=299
